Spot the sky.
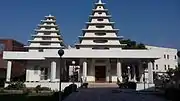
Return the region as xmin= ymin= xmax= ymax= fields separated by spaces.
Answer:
xmin=0 ymin=0 xmax=180 ymax=49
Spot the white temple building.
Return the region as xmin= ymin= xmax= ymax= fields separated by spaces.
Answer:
xmin=2 ymin=0 xmax=178 ymax=91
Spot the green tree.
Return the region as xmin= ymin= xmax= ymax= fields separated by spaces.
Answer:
xmin=120 ymin=39 xmax=147 ymax=49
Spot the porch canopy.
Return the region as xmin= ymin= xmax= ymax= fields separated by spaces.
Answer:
xmin=3 ymin=49 xmax=161 ymax=60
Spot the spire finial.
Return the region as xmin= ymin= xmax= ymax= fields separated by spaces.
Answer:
xmin=98 ymin=0 xmax=102 ymax=4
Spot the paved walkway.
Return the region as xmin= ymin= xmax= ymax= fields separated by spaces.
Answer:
xmin=64 ymin=88 xmax=167 ymax=101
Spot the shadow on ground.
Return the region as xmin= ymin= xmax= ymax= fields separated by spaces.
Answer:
xmin=0 ymin=94 xmax=53 ymax=101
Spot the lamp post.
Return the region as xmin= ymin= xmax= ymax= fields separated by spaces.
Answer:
xmin=72 ymin=60 xmax=76 ymax=84
xmin=58 ymin=49 xmax=64 ymax=101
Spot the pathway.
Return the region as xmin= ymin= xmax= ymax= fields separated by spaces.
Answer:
xmin=64 ymin=88 xmax=167 ymax=101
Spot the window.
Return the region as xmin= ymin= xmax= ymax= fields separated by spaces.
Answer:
xmin=164 ymin=65 xmax=167 ymax=70
xmin=95 ymin=32 xmax=106 ymax=36
xmin=175 ymin=55 xmax=177 ymax=59
xmin=168 ymin=65 xmax=170 ymax=69
xmin=0 ymin=43 xmax=5 ymax=52
xmin=164 ymin=54 xmax=166 ymax=59
xmin=167 ymin=55 xmax=169 ymax=59
xmin=97 ymin=18 xmax=104 ymax=21
xmin=96 ymin=25 xmax=105 ymax=28
xmin=156 ymin=64 xmax=158 ymax=70
xmin=93 ymin=40 xmax=108 ymax=43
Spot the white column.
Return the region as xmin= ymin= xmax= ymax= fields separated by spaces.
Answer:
xmin=148 ymin=61 xmax=154 ymax=84
xmin=6 ymin=61 xmax=12 ymax=82
xmin=117 ymin=59 xmax=122 ymax=82
xmin=83 ymin=59 xmax=87 ymax=83
xmin=50 ymin=61 xmax=56 ymax=82
xmin=127 ymin=66 xmax=131 ymax=81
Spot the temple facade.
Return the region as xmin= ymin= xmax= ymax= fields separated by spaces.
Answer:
xmin=2 ymin=0 xmax=178 ymax=91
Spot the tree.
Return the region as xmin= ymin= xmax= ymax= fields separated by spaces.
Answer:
xmin=120 ymin=39 xmax=147 ymax=49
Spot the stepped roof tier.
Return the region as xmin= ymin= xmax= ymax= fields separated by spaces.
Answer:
xmin=86 ymin=22 xmax=115 ymax=25
xmin=92 ymin=9 xmax=108 ymax=12
xmin=75 ymin=0 xmax=125 ymax=50
xmin=25 ymin=14 xmax=66 ymax=51
xmin=78 ymin=36 xmax=123 ymax=40
xmin=89 ymin=15 xmax=112 ymax=18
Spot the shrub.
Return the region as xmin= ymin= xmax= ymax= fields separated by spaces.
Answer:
xmin=0 ymin=88 xmax=5 ymax=93
xmin=69 ymin=84 xmax=77 ymax=92
xmin=40 ymin=87 xmax=51 ymax=91
xmin=62 ymin=84 xmax=77 ymax=99
xmin=23 ymin=88 xmax=32 ymax=95
xmin=127 ymin=82 xmax=136 ymax=89
xmin=35 ymin=85 xmax=51 ymax=93
xmin=5 ymin=82 xmax=26 ymax=90
xmin=63 ymin=86 xmax=72 ymax=98
xmin=81 ymin=83 xmax=88 ymax=88
xmin=0 ymin=78 xmax=5 ymax=87
xmin=118 ymin=82 xmax=136 ymax=89
xmin=35 ymin=85 xmax=41 ymax=93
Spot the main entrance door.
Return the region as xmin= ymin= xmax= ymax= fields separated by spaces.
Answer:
xmin=95 ymin=66 xmax=106 ymax=82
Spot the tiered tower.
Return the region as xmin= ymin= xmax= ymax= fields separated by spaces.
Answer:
xmin=76 ymin=0 xmax=124 ymax=50
xmin=25 ymin=15 xmax=66 ymax=52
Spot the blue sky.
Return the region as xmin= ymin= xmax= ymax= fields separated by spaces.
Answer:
xmin=0 ymin=0 xmax=180 ymax=49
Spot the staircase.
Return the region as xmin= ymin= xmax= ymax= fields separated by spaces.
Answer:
xmin=88 ymin=83 xmax=118 ymax=88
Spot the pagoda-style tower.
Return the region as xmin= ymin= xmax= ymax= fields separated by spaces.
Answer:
xmin=76 ymin=0 xmax=124 ymax=50
xmin=25 ymin=15 xmax=66 ymax=52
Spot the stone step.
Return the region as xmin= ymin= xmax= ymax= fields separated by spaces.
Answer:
xmin=88 ymin=83 xmax=118 ymax=88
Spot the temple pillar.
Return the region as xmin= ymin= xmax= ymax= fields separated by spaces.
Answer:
xmin=83 ymin=59 xmax=87 ymax=83
xmin=6 ymin=61 xmax=12 ymax=82
xmin=117 ymin=59 xmax=122 ymax=82
xmin=127 ymin=66 xmax=131 ymax=81
xmin=50 ymin=61 xmax=56 ymax=82
xmin=148 ymin=61 xmax=154 ymax=84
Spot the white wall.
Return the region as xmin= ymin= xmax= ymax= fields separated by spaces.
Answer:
xmin=146 ymin=45 xmax=178 ymax=73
